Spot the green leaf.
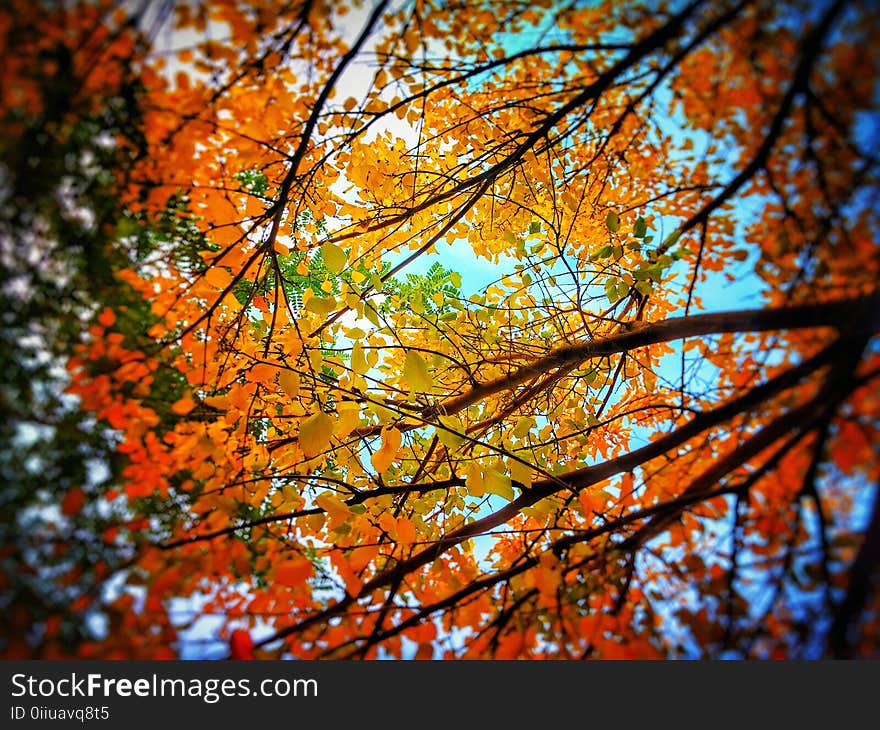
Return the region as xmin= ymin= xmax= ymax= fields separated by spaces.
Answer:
xmin=529 ymin=221 xmax=541 ymax=234
xmin=590 ymin=244 xmax=614 ymax=261
xmin=605 ymin=211 xmax=620 ymax=232
xmin=662 ymin=230 xmax=681 ymax=249
xmin=605 ymin=279 xmax=623 ymax=304
xmin=633 ymin=216 xmax=648 ymax=238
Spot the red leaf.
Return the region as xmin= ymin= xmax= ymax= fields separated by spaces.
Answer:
xmin=229 ymin=629 xmax=254 ymax=660
xmin=61 ymin=488 xmax=86 ymax=516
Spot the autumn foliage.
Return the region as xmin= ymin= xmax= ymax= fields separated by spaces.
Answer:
xmin=1 ymin=0 xmax=879 ymax=659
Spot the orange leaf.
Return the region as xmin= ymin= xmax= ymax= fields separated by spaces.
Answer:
xmin=171 ymin=396 xmax=196 ymax=415
xmin=97 ymin=307 xmax=116 ymax=327
xmin=204 ymin=267 xmax=232 ymax=289
xmin=276 ymin=558 xmax=314 ymax=587
xmin=396 ymin=517 xmax=416 ymax=545
xmin=331 ymin=552 xmax=363 ymax=596
xmin=371 ymin=426 xmax=401 ymax=473
xmin=578 ymin=490 xmax=606 ymax=519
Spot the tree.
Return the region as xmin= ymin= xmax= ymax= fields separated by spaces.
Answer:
xmin=0 ymin=0 xmax=158 ymax=656
xmin=1 ymin=0 xmax=878 ymax=659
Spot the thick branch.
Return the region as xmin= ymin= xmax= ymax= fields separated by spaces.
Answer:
xmin=428 ymin=295 xmax=879 ymax=419
xmin=829 ymin=482 xmax=880 ymax=658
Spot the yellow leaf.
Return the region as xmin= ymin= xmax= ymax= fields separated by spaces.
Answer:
xmin=315 ymin=492 xmax=350 ymax=520
xmin=305 ymin=295 xmax=336 ymax=316
xmin=279 ymin=370 xmax=300 ymax=398
xmin=371 ymin=426 xmax=401 ymax=473
xmin=335 ymin=401 xmax=360 ymax=437
xmin=509 ymin=459 xmax=532 ymax=488
xmin=308 ymin=348 xmax=323 ymax=371
xmin=522 ymin=497 xmax=558 ymax=518
xmin=299 ymin=412 xmax=334 ymax=458
xmin=562 ymin=191 xmax=579 ymax=212
xmin=367 ymin=399 xmax=396 ymax=425
xmin=404 ymin=350 xmax=432 ymax=392
xmin=512 ymin=416 xmax=534 ymax=439
xmin=351 ymin=342 xmax=368 ymax=374
xmin=282 ymin=329 xmax=303 ymax=356
xmin=203 ymin=395 xmax=229 ymax=410
xmin=321 ymin=243 xmax=348 ymax=274
xmin=403 ymin=27 xmax=419 ymax=53
xmin=465 ymin=463 xmax=484 ymax=497
xmin=315 ymin=492 xmax=351 ymax=529
xmin=364 ymin=303 xmax=381 ymax=326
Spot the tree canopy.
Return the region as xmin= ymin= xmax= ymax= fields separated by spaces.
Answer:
xmin=1 ymin=0 xmax=878 ymax=659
